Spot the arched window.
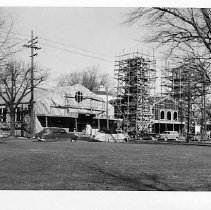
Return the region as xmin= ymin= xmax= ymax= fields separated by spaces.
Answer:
xmin=160 ymin=110 xmax=165 ymax=119
xmin=167 ymin=111 xmax=171 ymax=120
xmin=173 ymin=112 xmax=178 ymax=121
xmin=75 ymin=91 xmax=83 ymax=103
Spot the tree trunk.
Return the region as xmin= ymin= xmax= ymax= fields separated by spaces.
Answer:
xmin=10 ymin=108 xmax=16 ymax=137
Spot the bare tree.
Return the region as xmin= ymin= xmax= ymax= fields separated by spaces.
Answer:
xmin=175 ymin=53 xmax=211 ymax=141
xmin=0 ymin=11 xmax=18 ymax=62
xmin=57 ymin=72 xmax=82 ymax=87
xmin=127 ymin=8 xmax=211 ymax=140
xmin=127 ymin=8 xmax=211 ymax=55
xmin=57 ymin=65 xmax=110 ymax=92
xmin=161 ymin=49 xmax=211 ymax=141
xmin=127 ymin=8 xmax=211 ymax=95
xmin=0 ymin=60 xmax=48 ymax=136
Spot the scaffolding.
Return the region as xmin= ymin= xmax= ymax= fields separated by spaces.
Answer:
xmin=160 ymin=64 xmax=191 ymax=134
xmin=114 ymin=52 xmax=156 ymax=138
xmin=161 ymin=62 xmax=210 ymax=141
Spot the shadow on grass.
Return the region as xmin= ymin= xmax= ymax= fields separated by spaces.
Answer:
xmin=86 ymin=165 xmax=211 ymax=191
xmin=86 ymin=164 xmax=175 ymax=191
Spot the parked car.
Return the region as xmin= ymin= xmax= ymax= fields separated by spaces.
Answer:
xmin=34 ymin=127 xmax=78 ymax=142
xmin=158 ymin=131 xmax=179 ymax=142
xmin=91 ymin=129 xmax=129 ymax=143
xmin=139 ymin=133 xmax=157 ymax=141
xmin=177 ymin=135 xmax=186 ymax=142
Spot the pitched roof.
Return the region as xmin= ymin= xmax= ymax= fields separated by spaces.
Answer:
xmin=0 ymin=84 xmax=114 ymax=117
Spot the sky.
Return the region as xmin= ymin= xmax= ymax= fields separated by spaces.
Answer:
xmin=2 ymin=7 xmax=155 ymax=87
xmin=6 ymin=5 xmax=211 ymax=91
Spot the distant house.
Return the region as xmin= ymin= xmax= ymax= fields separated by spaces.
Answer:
xmin=95 ymin=85 xmax=116 ymax=102
xmin=151 ymin=96 xmax=185 ymax=133
xmin=0 ymin=84 xmax=116 ymax=136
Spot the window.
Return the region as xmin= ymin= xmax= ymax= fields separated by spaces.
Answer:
xmin=28 ymin=104 xmax=31 ymax=114
xmin=3 ymin=108 xmax=7 ymax=122
xmin=160 ymin=110 xmax=165 ymax=119
xmin=173 ymin=112 xmax=178 ymax=121
xmin=167 ymin=111 xmax=171 ymax=120
xmin=16 ymin=107 xmax=21 ymax=122
xmin=0 ymin=108 xmax=2 ymax=122
xmin=75 ymin=91 xmax=83 ymax=103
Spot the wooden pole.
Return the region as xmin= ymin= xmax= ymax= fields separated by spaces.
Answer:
xmin=30 ymin=30 xmax=34 ymax=137
xmin=106 ymin=87 xmax=109 ymax=130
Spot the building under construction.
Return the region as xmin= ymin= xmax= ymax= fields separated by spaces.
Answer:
xmin=114 ymin=52 xmax=156 ymax=138
xmin=161 ymin=64 xmax=210 ymax=137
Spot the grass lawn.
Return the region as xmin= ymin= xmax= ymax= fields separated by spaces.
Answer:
xmin=1 ymin=138 xmax=211 ymax=190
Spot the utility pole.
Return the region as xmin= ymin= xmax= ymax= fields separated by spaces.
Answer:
xmin=23 ymin=30 xmax=41 ymax=137
xmin=201 ymin=72 xmax=206 ymax=142
xmin=187 ymin=70 xmax=191 ymax=143
xmin=106 ymin=86 xmax=109 ymax=131
xmin=203 ymin=79 xmax=207 ymax=141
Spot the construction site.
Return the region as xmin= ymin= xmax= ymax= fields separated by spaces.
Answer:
xmin=0 ymin=49 xmax=208 ymax=141
xmin=161 ymin=63 xmax=210 ymax=141
xmin=113 ymin=50 xmax=209 ymax=140
xmin=113 ymin=51 xmax=157 ymax=138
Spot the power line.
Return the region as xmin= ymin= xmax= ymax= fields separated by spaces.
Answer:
xmin=39 ymin=36 xmax=114 ymax=60
xmin=9 ymin=34 xmax=115 ymax=63
xmin=11 ymin=29 xmax=165 ymax=60
xmin=2 ymin=29 xmax=169 ymax=62
xmin=3 ymin=30 xmax=115 ymax=61
xmin=39 ymin=41 xmax=114 ymax=63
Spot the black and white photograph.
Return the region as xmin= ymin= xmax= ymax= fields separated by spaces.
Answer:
xmin=1 ymin=1 xmax=211 ymax=209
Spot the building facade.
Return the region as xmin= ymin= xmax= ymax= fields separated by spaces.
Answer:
xmin=151 ymin=96 xmax=185 ymax=134
xmin=112 ymin=95 xmax=185 ymax=136
xmin=0 ymin=84 xmax=116 ymax=136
